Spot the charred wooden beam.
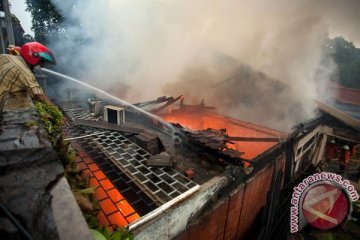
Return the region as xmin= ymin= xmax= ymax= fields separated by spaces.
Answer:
xmin=185 ymin=128 xmax=283 ymax=142
xmin=178 ymin=128 xmax=246 ymax=166
xmin=226 ymin=136 xmax=283 ymax=142
xmin=150 ymin=95 xmax=184 ymax=114
xmin=133 ymin=96 xmax=174 ymax=108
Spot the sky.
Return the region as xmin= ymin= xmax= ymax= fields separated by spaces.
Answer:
xmin=7 ymin=0 xmax=360 ymax=45
xmin=10 ymin=0 xmax=33 ymax=35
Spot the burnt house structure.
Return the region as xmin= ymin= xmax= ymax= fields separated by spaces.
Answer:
xmin=41 ymin=75 xmax=360 ymax=240
xmin=1 ymin=70 xmax=359 ymax=240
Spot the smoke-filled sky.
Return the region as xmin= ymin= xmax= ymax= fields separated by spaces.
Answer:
xmin=50 ymin=0 xmax=360 ymax=131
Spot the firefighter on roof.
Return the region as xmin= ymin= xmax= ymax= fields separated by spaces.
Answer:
xmin=0 ymin=42 xmax=56 ymax=110
xmin=338 ymin=145 xmax=350 ymax=174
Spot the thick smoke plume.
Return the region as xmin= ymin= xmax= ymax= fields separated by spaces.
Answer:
xmin=50 ymin=0 xmax=360 ymax=131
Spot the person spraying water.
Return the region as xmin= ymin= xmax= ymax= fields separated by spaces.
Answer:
xmin=0 ymin=42 xmax=56 ymax=111
xmin=0 ymin=41 xmax=178 ymax=137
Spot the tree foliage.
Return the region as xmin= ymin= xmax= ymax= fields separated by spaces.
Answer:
xmin=327 ymin=37 xmax=360 ymax=89
xmin=23 ymin=34 xmax=35 ymax=43
xmin=25 ymin=0 xmax=65 ymax=44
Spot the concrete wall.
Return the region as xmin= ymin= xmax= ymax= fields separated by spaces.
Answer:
xmin=0 ymin=93 xmax=91 ymax=240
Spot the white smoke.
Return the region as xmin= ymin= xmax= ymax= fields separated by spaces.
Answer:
xmin=49 ymin=0 xmax=360 ymax=131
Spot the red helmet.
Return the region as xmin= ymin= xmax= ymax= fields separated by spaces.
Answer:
xmin=20 ymin=42 xmax=56 ymax=66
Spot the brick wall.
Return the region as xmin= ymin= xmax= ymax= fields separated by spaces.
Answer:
xmin=224 ymin=186 xmax=245 ymax=239
xmin=174 ymin=163 xmax=276 ymax=240
xmin=236 ymin=165 xmax=274 ymax=239
xmin=175 ymin=199 xmax=229 ymax=240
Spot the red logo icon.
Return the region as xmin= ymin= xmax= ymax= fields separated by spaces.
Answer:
xmin=301 ymin=183 xmax=349 ymax=229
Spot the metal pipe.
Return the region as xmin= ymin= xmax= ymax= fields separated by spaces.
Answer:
xmin=127 ymin=185 xmax=200 ymax=231
xmin=64 ymin=132 xmax=105 ymax=141
xmin=226 ymin=136 xmax=283 ymax=142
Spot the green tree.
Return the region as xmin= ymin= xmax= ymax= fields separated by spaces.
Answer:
xmin=340 ymin=60 xmax=360 ymax=88
xmin=25 ymin=0 xmax=65 ymax=44
xmin=327 ymin=37 xmax=360 ymax=89
xmin=330 ymin=37 xmax=357 ymax=63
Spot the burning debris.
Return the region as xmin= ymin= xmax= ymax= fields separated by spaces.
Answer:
xmin=134 ymin=95 xmax=183 ymax=114
xmin=173 ymin=125 xmax=283 ymax=167
xmin=14 ymin=62 xmax=359 ymax=240
xmin=134 ymin=95 xmax=215 ymax=115
xmin=174 ymin=126 xmax=244 ymax=166
xmin=177 ymin=97 xmax=216 ymax=113
xmin=132 ymin=95 xmax=284 ymax=168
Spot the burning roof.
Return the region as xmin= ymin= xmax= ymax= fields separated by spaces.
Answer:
xmin=161 ymin=110 xmax=287 ymax=160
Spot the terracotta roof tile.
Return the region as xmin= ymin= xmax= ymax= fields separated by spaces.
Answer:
xmin=329 ymin=81 xmax=360 ymax=105
xmin=93 ymin=170 xmax=106 ymax=181
xmin=95 ymin=187 xmax=108 ymax=201
xmin=99 ymin=179 xmax=114 ymax=191
xmin=99 ymin=198 xmax=118 ymax=215
xmin=108 ymin=212 xmax=128 ymax=227
xmin=108 ymin=189 xmax=124 ymax=203
xmin=97 ymin=210 xmax=110 ymax=227
xmin=126 ymin=213 xmax=140 ymax=223
xmin=74 ymin=151 xmax=140 ymax=228
xmin=116 ymin=200 xmax=135 ymax=217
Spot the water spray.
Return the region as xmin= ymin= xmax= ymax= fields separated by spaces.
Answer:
xmin=40 ymin=68 xmax=177 ymax=134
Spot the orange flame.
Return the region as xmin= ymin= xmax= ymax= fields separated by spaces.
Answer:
xmin=161 ymin=111 xmax=285 ymax=160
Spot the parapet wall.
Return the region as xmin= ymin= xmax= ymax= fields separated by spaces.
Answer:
xmin=0 ymin=93 xmax=91 ymax=240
